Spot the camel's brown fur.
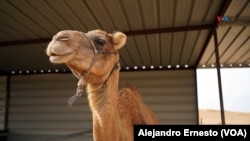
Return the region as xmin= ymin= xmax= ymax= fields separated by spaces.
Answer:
xmin=46 ymin=29 xmax=158 ymax=141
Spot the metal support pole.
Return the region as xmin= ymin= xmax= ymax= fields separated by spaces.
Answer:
xmin=213 ymin=28 xmax=225 ymax=125
xmin=4 ymin=75 xmax=10 ymax=131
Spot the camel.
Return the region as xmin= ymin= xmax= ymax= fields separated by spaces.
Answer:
xmin=46 ymin=29 xmax=159 ymax=141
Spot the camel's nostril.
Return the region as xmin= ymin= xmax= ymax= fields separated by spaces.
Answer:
xmin=56 ymin=34 xmax=70 ymax=41
xmin=57 ymin=36 xmax=70 ymax=41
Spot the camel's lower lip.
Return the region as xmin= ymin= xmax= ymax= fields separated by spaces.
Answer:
xmin=50 ymin=55 xmax=62 ymax=59
xmin=49 ymin=53 xmax=72 ymax=63
xmin=49 ymin=55 xmax=63 ymax=62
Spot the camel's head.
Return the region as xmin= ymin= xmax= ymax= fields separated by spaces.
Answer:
xmin=46 ymin=29 xmax=127 ymax=83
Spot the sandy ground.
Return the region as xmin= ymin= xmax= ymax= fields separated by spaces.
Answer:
xmin=199 ymin=109 xmax=250 ymax=125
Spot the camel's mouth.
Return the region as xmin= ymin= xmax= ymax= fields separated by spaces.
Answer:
xmin=48 ymin=51 xmax=75 ymax=63
xmin=50 ymin=52 xmax=72 ymax=57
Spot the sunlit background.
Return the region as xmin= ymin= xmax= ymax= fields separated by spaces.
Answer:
xmin=197 ymin=68 xmax=250 ymax=124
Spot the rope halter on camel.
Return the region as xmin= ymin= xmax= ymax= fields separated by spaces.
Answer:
xmin=68 ymin=32 xmax=120 ymax=106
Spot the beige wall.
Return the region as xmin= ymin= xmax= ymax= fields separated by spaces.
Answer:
xmin=7 ymin=70 xmax=197 ymax=141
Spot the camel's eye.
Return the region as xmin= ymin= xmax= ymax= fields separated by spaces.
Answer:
xmin=95 ymin=39 xmax=106 ymax=46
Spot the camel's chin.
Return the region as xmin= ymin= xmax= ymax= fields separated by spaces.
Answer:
xmin=49 ymin=54 xmax=73 ymax=64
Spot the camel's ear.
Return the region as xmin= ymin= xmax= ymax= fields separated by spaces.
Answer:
xmin=112 ymin=32 xmax=127 ymax=50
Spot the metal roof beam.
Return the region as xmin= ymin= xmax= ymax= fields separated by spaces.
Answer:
xmin=0 ymin=24 xmax=213 ymax=47
xmin=0 ymin=38 xmax=51 ymax=47
xmin=218 ymin=20 xmax=250 ymax=27
xmin=124 ymin=24 xmax=214 ymax=36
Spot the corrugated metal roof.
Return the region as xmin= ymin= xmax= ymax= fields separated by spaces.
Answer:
xmin=198 ymin=0 xmax=250 ymax=68
xmin=0 ymin=0 xmax=249 ymax=74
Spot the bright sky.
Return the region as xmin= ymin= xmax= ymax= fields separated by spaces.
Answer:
xmin=196 ymin=68 xmax=250 ymax=113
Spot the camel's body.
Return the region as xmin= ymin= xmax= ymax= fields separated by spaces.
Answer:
xmin=46 ymin=29 xmax=158 ymax=141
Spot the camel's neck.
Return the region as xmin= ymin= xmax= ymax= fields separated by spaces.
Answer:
xmin=86 ymin=66 xmax=122 ymax=140
xmin=86 ymin=68 xmax=120 ymax=118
